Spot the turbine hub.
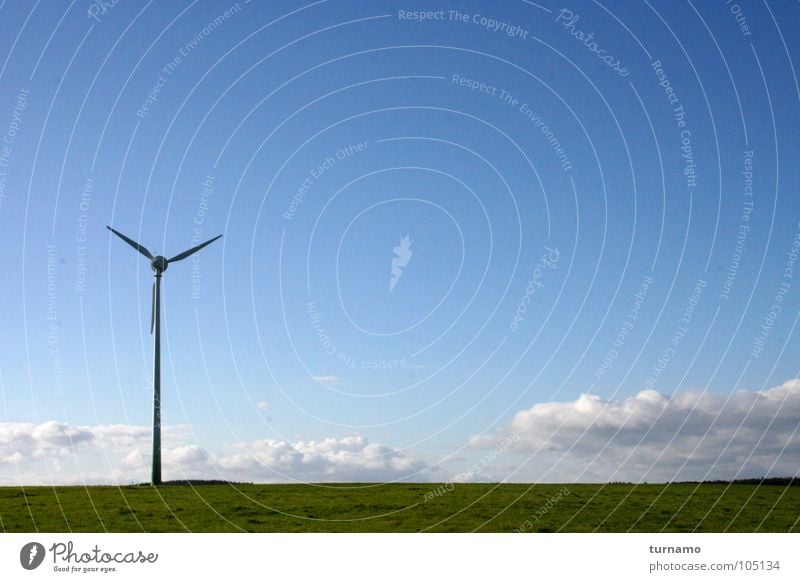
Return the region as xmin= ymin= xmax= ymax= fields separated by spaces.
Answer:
xmin=151 ymin=256 xmax=168 ymax=273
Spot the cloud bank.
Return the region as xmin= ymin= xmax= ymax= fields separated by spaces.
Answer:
xmin=4 ymin=380 xmax=799 ymax=484
xmin=0 ymin=422 xmax=427 ymax=485
xmin=471 ymin=379 xmax=800 ymax=482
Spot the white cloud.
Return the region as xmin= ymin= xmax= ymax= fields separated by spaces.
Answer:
xmin=0 ymin=421 xmax=150 ymax=464
xmin=255 ymin=401 xmax=271 ymax=411
xmin=161 ymin=435 xmax=428 ymax=483
xmin=0 ymin=422 xmax=427 ymax=484
xmin=311 ymin=375 xmax=341 ymax=384
xmin=471 ymin=379 xmax=800 ymax=482
xmin=0 ymin=422 xmax=191 ymax=485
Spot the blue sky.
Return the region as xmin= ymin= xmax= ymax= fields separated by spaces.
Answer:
xmin=1 ymin=0 xmax=799 ymax=484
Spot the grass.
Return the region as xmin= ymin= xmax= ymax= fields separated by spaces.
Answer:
xmin=0 ymin=482 xmax=798 ymax=533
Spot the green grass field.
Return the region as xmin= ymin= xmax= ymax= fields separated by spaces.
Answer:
xmin=1 ymin=482 xmax=797 ymax=533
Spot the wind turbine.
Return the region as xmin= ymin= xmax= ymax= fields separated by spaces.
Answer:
xmin=107 ymin=226 xmax=222 ymax=485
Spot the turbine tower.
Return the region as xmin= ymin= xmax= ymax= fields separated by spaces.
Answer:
xmin=107 ymin=226 xmax=222 ymax=485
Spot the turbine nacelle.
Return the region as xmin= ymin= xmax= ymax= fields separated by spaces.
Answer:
xmin=107 ymin=226 xmax=222 ymax=334
xmin=151 ymin=256 xmax=169 ymax=273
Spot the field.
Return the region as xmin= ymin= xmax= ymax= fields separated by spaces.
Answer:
xmin=1 ymin=482 xmax=798 ymax=533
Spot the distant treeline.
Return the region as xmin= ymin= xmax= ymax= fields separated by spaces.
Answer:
xmin=133 ymin=480 xmax=253 ymax=487
xmin=130 ymin=477 xmax=799 ymax=487
xmin=673 ymin=477 xmax=799 ymax=486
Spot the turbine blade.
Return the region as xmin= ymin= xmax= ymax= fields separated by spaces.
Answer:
xmin=150 ymin=281 xmax=156 ymax=335
xmin=107 ymin=226 xmax=154 ymax=260
xmin=168 ymin=234 xmax=222 ymax=263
